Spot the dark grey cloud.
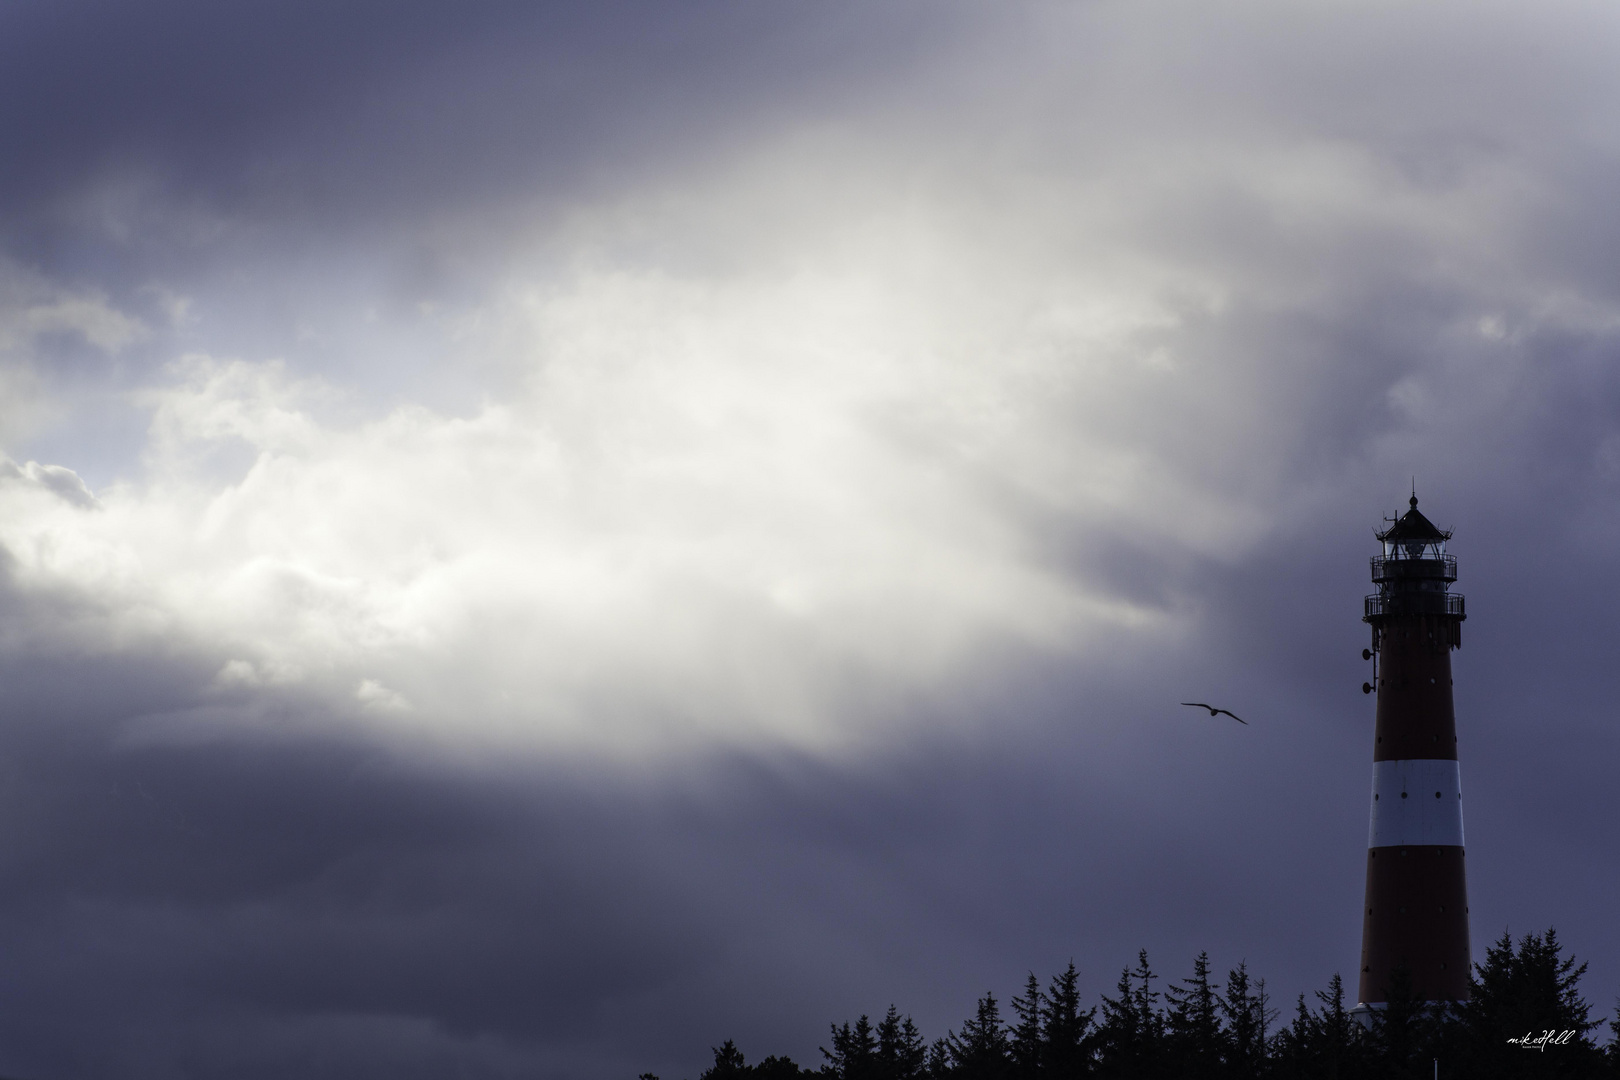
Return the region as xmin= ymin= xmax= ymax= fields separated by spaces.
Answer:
xmin=0 ymin=1 xmax=961 ymax=252
xmin=3 ymin=1 xmax=1620 ymax=1077
xmin=0 ymin=645 xmax=714 ymax=1076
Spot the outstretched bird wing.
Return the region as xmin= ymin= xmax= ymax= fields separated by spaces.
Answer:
xmin=1180 ymin=702 xmax=1247 ymax=724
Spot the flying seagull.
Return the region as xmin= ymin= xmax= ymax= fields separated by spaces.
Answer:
xmin=1181 ymin=702 xmax=1248 ymax=725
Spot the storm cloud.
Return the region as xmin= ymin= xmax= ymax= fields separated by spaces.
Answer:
xmin=2 ymin=2 xmax=1619 ymax=1077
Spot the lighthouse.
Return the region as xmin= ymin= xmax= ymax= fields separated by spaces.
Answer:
xmin=1356 ymin=494 xmax=1471 ymax=1009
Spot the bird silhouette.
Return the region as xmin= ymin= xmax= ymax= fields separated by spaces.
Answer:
xmin=1181 ymin=702 xmax=1248 ymax=725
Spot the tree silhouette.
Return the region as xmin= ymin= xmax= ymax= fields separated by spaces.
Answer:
xmin=1272 ymin=991 xmax=1319 ymax=1079
xmin=1221 ymin=961 xmax=1273 ymax=1078
xmin=1009 ymin=974 xmax=1044 ymax=1080
xmin=824 ymin=1015 xmax=879 ymax=1080
xmin=1095 ymin=950 xmax=1164 ymax=1079
xmin=666 ymin=937 xmax=1618 ymax=1080
xmin=1366 ymin=966 xmax=1437 ymax=1080
xmin=703 ymin=1040 xmax=748 ymax=1080
xmin=1272 ymin=972 xmax=1381 ymax=1080
xmin=1040 ymin=962 xmax=1096 ymax=1079
xmin=877 ymin=1006 xmax=929 ymax=1080
xmin=1607 ymin=1004 xmax=1620 ymax=1077
xmin=1164 ymin=951 xmax=1223 ymax=1078
xmin=1312 ymin=972 xmax=1370 ymax=1080
xmin=698 ymin=1038 xmax=815 ymax=1079
xmin=1440 ymin=928 xmax=1607 ymax=1079
xmin=941 ymin=992 xmax=1012 ymax=1080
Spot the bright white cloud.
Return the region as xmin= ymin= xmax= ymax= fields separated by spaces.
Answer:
xmin=1 ymin=169 xmax=1231 ymax=754
xmin=0 ymin=252 xmax=1172 ymax=753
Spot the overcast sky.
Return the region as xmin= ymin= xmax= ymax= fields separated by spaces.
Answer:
xmin=3 ymin=2 xmax=1620 ymax=1077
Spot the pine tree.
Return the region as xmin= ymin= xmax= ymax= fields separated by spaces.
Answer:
xmin=699 ymin=1041 xmax=814 ymax=1079
xmin=943 ymin=993 xmax=1012 ymax=1080
xmin=1220 ymin=962 xmax=1273 ymax=1079
xmin=1165 ymin=951 xmax=1224 ymax=1078
xmin=702 ymin=1040 xmax=750 ymax=1080
xmin=1606 ymin=1002 xmax=1620 ymax=1077
xmin=1366 ymin=966 xmax=1435 ymax=1080
xmin=1009 ymin=974 xmax=1045 ymax=1079
xmin=1269 ymin=993 xmax=1316 ymax=1080
xmin=753 ymin=1057 xmax=813 ymax=1080
xmin=1313 ymin=972 xmax=1369 ymax=1080
xmin=1041 ymin=962 xmax=1096 ymax=1080
xmin=1267 ymin=974 xmax=1370 ymax=1080
xmin=876 ymin=1005 xmax=930 ymax=1080
xmin=1442 ymin=928 xmax=1606 ymax=1079
xmin=1095 ymin=950 xmax=1164 ymax=1079
xmin=824 ymin=1015 xmax=881 ymax=1080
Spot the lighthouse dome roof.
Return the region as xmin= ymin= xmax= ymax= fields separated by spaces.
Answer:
xmin=1376 ymin=495 xmax=1451 ymax=543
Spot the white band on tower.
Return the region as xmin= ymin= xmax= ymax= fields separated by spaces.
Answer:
xmin=1367 ymin=759 xmax=1464 ymax=848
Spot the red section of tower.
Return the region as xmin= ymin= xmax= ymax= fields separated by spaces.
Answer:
xmin=1357 ymin=494 xmax=1471 ymax=1007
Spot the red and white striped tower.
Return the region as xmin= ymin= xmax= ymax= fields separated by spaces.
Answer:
xmin=1356 ymin=494 xmax=1471 ymax=1009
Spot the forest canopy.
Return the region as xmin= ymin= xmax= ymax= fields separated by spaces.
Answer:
xmin=651 ymin=930 xmax=1619 ymax=1080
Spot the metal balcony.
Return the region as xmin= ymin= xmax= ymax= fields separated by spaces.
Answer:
xmin=1363 ymin=591 xmax=1465 ymax=621
xmin=1370 ymin=553 xmax=1456 ymax=584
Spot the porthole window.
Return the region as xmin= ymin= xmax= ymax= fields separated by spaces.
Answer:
xmin=1400 ymin=791 xmax=1408 ymax=799
xmin=1434 ymin=791 xmax=1441 ymax=798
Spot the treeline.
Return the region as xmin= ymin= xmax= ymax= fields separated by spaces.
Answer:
xmin=650 ymin=929 xmax=1620 ymax=1080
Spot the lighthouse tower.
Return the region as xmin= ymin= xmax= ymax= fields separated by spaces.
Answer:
xmin=1357 ymin=494 xmax=1471 ymax=1009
